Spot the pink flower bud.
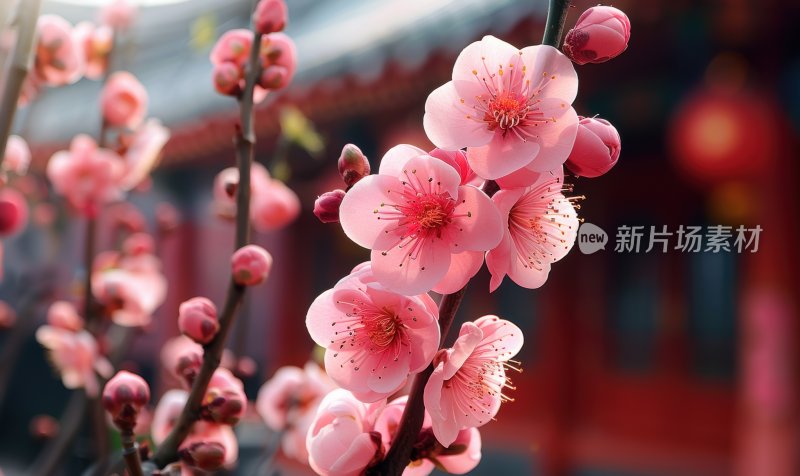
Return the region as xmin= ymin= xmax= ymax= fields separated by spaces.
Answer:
xmin=178 ymin=297 xmax=219 ymax=345
xmin=0 ymin=188 xmax=28 ymax=237
xmin=30 ymin=414 xmax=59 ymax=440
xmin=337 ymin=143 xmax=370 ymax=187
xmin=203 ymin=369 xmax=247 ymax=425
xmin=563 ymin=6 xmax=631 ymax=65
xmin=102 ymin=370 xmax=150 ymax=431
xmin=253 ymin=0 xmax=288 ymax=35
xmin=231 ymin=245 xmax=272 ymax=286
xmin=122 ymin=232 xmax=155 ymax=256
xmin=180 ymin=441 xmax=226 ymax=471
xmin=313 ymin=189 xmax=346 ymax=224
xmin=3 ymin=135 xmax=31 ymax=176
xmin=258 ymin=65 xmax=289 ymax=90
xmin=259 ymin=33 xmax=296 ymax=88
xmin=565 ymin=116 xmax=621 ymax=178
xmin=155 ymin=202 xmax=180 ymax=233
xmin=210 ymin=29 xmax=252 ymax=68
xmin=213 ymin=61 xmax=242 ymax=96
xmin=100 ymin=71 xmax=148 ymax=129
xmin=47 ymin=301 xmax=84 ymax=331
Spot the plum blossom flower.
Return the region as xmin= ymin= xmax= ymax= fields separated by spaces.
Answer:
xmin=423 ymin=315 xmax=523 ymax=447
xmin=47 ymin=301 xmax=84 ymax=331
xmin=339 ymin=145 xmax=502 ymax=295
xmin=73 ymin=22 xmax=113 ymax=80
xmin=256 ymin=363 xmax=335 ymax=463
xmin=253 ymin=0 xmax=288 ymax=35
xmin=306 ymin=262 xmax=440 ymax=402
xmin=3 ymin=135 xmax=31 ymax=176
xmin=119 ymin=119 xmax=170 ymax=191
xmin=486 ymin=169 xmax=578 ymax=291
xmin=99 ymin=0 xmax=138 ymax=31
xmin=46 ymin=134 xmax=125 ymax=216
xmin=424 ymin=35 xmax=579 ymax=180
xmin=34 ymin=15 xmax=84 ymax=86
xmin=306 ymin=389 xmax=385 ymax=476
xmin=101 ymin=72 xmax=148 ymax=129
xmin=92 ymin=251 xmax=167 ymax=327
xmin=35 ymin=327 xmax=113 ymax=397
xmin=374 ymin=396 xmax=482 ymax=476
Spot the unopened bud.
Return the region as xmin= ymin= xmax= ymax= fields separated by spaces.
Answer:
xmin=313 ymin=189 xmax=346 ymax=224
xmin=202 ymin=369 xmax=247 ymax=425
xmin=258 ymin=65 xmax=289 ymax=90
xmin=102 ymin=371 xmax=150 ymax=431
xmin=231 ymin=245 xmax=273 ymax=286
xmin=213 ymin=61 xmax=242 ymax=96
xmin=155 ymin=202 xmax=180 ymax=233
xmin=178 ymin=297 xmax=219 ymax=345
xmin=0 ymin=188 xmax=29 ymax=237
xmin=180 ymin=441 xmax=226 ymax=471
xmin=563 ymin=6 xmax=630 ymax=65
xmin=565 ymin=116 xmax=621 ymax=178
xmin=337 ymin=144 xmax=370 ymax=188
xmin=253 ymin=0 xmax=287 ymax=35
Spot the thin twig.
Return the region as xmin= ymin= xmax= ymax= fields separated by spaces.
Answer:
xmin=121 ymin=430 xmax=145 ymax=476
xmin=150 ymin=25 xmax=263 ymax=469
xmin=0 ymin=0 xmax=41 ymax=168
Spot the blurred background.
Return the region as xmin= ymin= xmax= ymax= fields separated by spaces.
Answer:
xmin=1 ymin=0 xmax=799 ymax=475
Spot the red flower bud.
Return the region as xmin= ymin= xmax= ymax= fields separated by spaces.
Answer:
xmin=180 ymin=441 xmax=226 ymax=471
xmin=337 ymin=144 xmax=370 ymax=188
xmin=253 ymin=0 xmax=287 ymax=35
xmin=202 ymin=369 xmax=247 ymax=425
xmin=565 ymin=116 xmax=621 ymax=178
xmin=258 ymin=65 xmax=289 ymax=90
xmin=0 ymin=188 xmax=29 ymax=237
xmin=102 ymin=371 xmax=150 ymax=431
xmin=231 ymin=245 xmax=272 ymax=286
xmin=178 ymin=297 xmax=219 ymax=345
xmin=213 ymin=61 xmax=242 ymax=96
xmin=313 ymin=189 xmax=346 ymax=224
xmin=563 ymin=6 xmax=631 ymax=65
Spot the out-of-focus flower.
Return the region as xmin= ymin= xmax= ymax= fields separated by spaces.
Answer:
xmin=73 ymin=22 xmax=113 ymax=80
xmin=35 ymin=327 xmax=113 ymax=397
xmin=424 ymin=35 xmax=579 ymax=180
xmin=99 ymin=0 xmax=138 ymax=31
xmin=565 ymin=116 xmax=621 ymax=178
xmin=180 ymin=441 xmax=226 ymax=472
xmin=0 ymin=301 xmax=16 ymax=329
xmin=486 ymin=170 xmax=578 ymax=291
xmin=92 ymin=252 xmax=167 ymax=327
xmin=202 ymin=368 xmax=247 ymax=425
xmin=29 ymin=415 xmax=60 ymax=440
xmin=119 ymin=119 xmax=170 ymax=191
xmin=313 ymin=189 xmax=345 ymax=224
xmin=0 ymin=188 xmax=29 ymax=237
xmin=47 ymin=301 xmax=84 ymax=332
xmin=2 ymin=135 xmax=31 ymax=176
xmin=213 ymin=61 xmax=242 ymax=96
xmin=253 ymin=0 xmax=288 ymax=35
xmin=257 ymin=32 xmax=296 ymax=93
xmin=210 ymin=29 xmax=252 ymax=69
xmin=102 ymin=370 xmax=150 ymax=431
xmin=306 ymin=262 xmax=440 ymax=402
xmin=156 ymin=202 xmax=181 ymax=234
xmin=161 ymin=336 xmax=203 ymax=387
xmin=46 ymin=134 xmax=125 ymax=216
xmin=306 ymin=389 xmax=384 ymax=476
xmin=122 ymin=232 xmax=155 ymax=256
xmin=178 ymin=297 xmax=219 ymax=345
xmin=424 ymin=315 xmax=523 ymax=447
xmin=231 ymin=244 xmax=272 ymax=286
xmin=338 ymin=144 xmax=370 ymax=188
xmin=34 ymin=15 xmax=84 ymax=86
xmin=338 ymin=145 xmax=502 ymax=295
xmin=101 ymin=72 xmax=148 ymax=129
xmin=563 ymin=6 xmax=631 ymax=65
xmin=250 ymin=177 xmax=300 ymax=232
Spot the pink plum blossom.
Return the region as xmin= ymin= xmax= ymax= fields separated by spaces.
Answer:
xmin=307 ymin=263 xmax=440 ymax=402
xmin=213 ymin=62 xmax=242 ymax=96
xmin=35 ymin=327 xmax=113 ymax=397
xmin=250 ymin=177 xmax=301 ymax=232
xmin=3 ymin=135 xmax=31 ymax=176
xmin=101 ymin=72 xmax=148 ymax=129
xmin=563 ymin=6 xmax=631 ymax=65
xmin=46 ymin=134 xmax=125 ymax=216
xmin=47 ymin=301 xmax=84 ymax=332
xmin=99 ymin=0 xmax=138 ymax=31
xmin=423 ymin=315 xmax=523 ymax=447
xmin=565 ymin=116 xmax=621 ymax=178
xmin=424 ymin=35 xmax=579 ymax=180
xmin=0 ymin=188 xmax=29 ymax=237
xmin=306 ymin=389 xmax=385 ymax=476
xmin=486 ymin=170 xmax=578 ymax=291
xmin=178 ymin=297 xmax=219 ymax=345
xmin=210 ymin=29 xmax=252 ymax=69
xmin=119 ymin=119 xmax=170 ymax=191
xmin=74 ymin=22 xmax=113 ymax=80
xmin=256 ymin=363 xmax=335 ymax=463
xmin=253 ymin=0 xmax=288 ymax=35
xmin=34 ymin=15 xmax=84 ymax=86
xmin=92 ymin=253 xmax=168 ymax=327
xmin=339 ymin=145 xmax=502 ymax=295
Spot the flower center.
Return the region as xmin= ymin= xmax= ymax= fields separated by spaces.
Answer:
xmin=486 ymin=92 xmax=529 ymax=131
xmin=366 ymin=309 xmax=402 ymax=348
xmin=413 ymin=198 xmax=451 ymax=230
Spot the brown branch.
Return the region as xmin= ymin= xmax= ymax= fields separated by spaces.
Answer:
xmin=150 ymin=26 xmax=263 ymax=469
xmin=121 ymin=430 xmax=145 ymax=476
xmin=0 ymin=0 xmax=41 ymax=168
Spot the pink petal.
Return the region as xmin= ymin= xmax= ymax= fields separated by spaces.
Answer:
xmin=523 ymin=99 xmax=579 ymax=172
xmin=485 ymin=233 xmax=513 ymax=292
xmin=339 ymin=174 xmax=405 ymax=249
xmin=406 ymin=324 xmax=441 ymax=373
xmin=305 ymin=289 xmax=340 ymax=345
xmin=329 ymin=432 xmax=379 ymax=475
xmin=496 ymin=164 xmax=564 ymax=190
xmin=366 ymin=350 xmax=410 ymax=394
xmin=370 ymin=237 xmax=451 ymax=296
xmin=442 ymin=322 xmax=483 ymax=380
xmin=432 ymin=250 xmax=484 ymax=294
xmin=451 ymin=35 xmax=520 ymax=98
xmin=424 ymin=82 xmax=493 ymax=150
xmin=466 ymin=132 xmax=540 ymax=180
xmin=400 ymin=155 xmax=461 ymax=200
xmin=438 ymin=428 xmax=482 ymax=474
xmin=473 ymin=315 xmax=524 ymax=361
xmin=377 ymin=144 xmax=427 ymax=176
xmin=423 ymin=362 xmax=445 ymax=420
xmin=447 ymin=185 xmax=503 ymax=251
xmin=520 ymin=45 xmax=579 ymax=103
